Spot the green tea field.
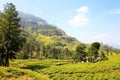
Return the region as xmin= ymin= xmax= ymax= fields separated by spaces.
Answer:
xmin=0 ymin=54 xmax=120 ymax=80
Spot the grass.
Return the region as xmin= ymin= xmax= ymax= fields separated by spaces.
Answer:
xmin=0 ymin=54 xmax=120 ymax=80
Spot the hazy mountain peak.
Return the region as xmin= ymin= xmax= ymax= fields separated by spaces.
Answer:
xmin=18 ymin=11 xmax=67 ymax=36
xmin=18 ymin=11 xmax=47 ymax=23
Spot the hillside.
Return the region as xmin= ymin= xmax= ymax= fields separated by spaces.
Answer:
xmin=19 ymin=12 xmax=80 ymax=50
xmin=16 ymin=12 xmax=120 ymax=60
xmin=19 ymin=12 xmax=61 ymax=30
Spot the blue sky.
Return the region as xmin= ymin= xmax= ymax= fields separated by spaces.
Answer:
xmin=0 ymin=0 xmax=120 ymax=48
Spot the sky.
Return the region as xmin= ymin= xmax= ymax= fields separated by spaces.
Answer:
xmin=0 ymin=0 xmax=120 ymax=48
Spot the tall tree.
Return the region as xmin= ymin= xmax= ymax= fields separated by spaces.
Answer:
xmin=74 ymin=44 xmax=86 ymax=62
xmin=88 ymin=42 xmax=100 ymax=62
xmin=91 ymin=42 xmax=100 ymax=58
xmin=0 ymin=3 xmax=26 ymax=66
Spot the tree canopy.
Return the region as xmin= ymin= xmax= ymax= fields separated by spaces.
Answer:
xmin=0 ymin=3 xmax=26 ymax=67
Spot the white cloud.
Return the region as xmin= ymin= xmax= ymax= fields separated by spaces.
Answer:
xmin=76 ymin=6 xmax=88 ymax=13
xmin=111 ymin=9 xmax=120 ymax=14
xmin=82 ymin=34 xmax=120 ymax=45
xmin=68 ymin=6 xmax=89 ymax=27
xmin=82 ymin=34 xmax=111 ymax=43
xmin=90 ymin=34 xmax=110 ymax=41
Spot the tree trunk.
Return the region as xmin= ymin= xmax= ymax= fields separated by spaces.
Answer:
xmin=5 ymin=53 xmax=9 ymax=67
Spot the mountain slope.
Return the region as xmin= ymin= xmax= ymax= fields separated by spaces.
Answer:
xmin=19 ymin=11 xmax=80 ymax=50
xmin=19 ymin=11 xmax=46 ymax=23
xmin=19 ymin=12 xmax=67 ymax=36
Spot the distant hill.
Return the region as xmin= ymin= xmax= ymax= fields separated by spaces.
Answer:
xmin=18 ymin=11 xmax=80 ymax=49
xmin=19 ymin=12 xmax=66 ymax=36
xmin=19 ymin=11 xmax=46 ymax=23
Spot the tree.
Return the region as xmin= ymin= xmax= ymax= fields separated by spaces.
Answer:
xmin=88 ymin=42 xmax=100 ymax=62
xmin=100 ymin=51 xmax=108 ymax=60
xmin=21 ymin=33 xmax=41 ymax=59
xmin=0 ymin=3 xmax=26 ymax=66
xmin=91 ymin=42 xmax=100 ymax=58
xmin=63 ymin=48 xmax=72 ymax=60
xmin=74 ymin=44 xmax=86 ymax=62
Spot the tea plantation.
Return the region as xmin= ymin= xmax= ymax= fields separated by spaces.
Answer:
xmin=0 ymin=54 xmax=120 ymax=80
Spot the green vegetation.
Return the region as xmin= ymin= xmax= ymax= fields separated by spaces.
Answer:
xmin=73 ymin=44 xmax=86 ymax=62
xmin=0 ymin=3 xmax=26 ymax=66
xmin=0 ymin=66 xmax=51 ymax=80
xmin=0 ymin=54 xmax=120 ymax=80
xmin=0 ymin=3 xmax=120 ymax=80
xmin=87 ymin=42 xmax=101 ymax=62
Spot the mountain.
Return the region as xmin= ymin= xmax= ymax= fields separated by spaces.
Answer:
xmin=19 ymin=12 xmax=67 ymax=36
xmin=19 ymin=11 xmax=47 ymax=29
xmin=19 ymin=11 xmax=80 ymax=50
xmin=19 ymin=11 xmax=46 ymax=23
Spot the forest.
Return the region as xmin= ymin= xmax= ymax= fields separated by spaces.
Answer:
xmin=0 ymin=3 xmax=120 ymax=80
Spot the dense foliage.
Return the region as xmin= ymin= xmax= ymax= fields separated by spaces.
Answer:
xmin=0 ymin=3 xmax=26 ymax=66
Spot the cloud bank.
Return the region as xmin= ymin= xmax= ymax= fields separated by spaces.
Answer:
xmin=81 ymin=34 xmax=120 ymax=48
xmin=68 ymin=6 xmax=89 ymax=27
